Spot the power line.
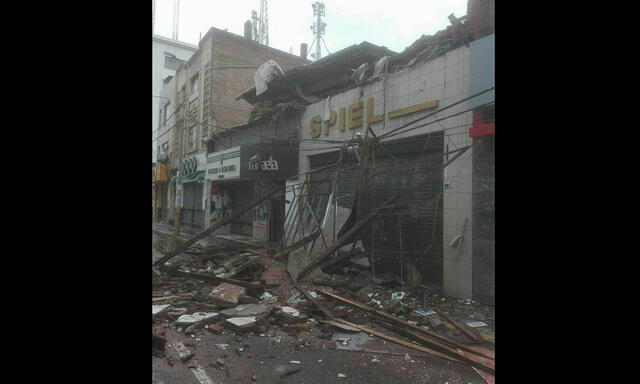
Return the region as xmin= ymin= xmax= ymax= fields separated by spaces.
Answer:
xmin=376 ymin=86 xmax=495 ymax=140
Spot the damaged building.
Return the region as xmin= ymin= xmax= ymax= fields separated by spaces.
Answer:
xmin=236 ymin=8 xmax=494 ymax=304
xmin=153 ymin=3 xmax=495 ymax=382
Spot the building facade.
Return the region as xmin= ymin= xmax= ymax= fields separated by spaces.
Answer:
xmin=152 ymin=35 xmax=197 ymax=162
xmin=238 ymin=11 xmax=494 ymax=303
xmin=158 ymin=27 xmax=308 ymax=231
xmin=202 ymin=111 xmax=301 ymax=241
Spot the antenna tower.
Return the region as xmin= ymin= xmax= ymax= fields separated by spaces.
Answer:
xmin=309 ymin=2 xmax=329 ymax=59
xmin=250 ymin=1 xmax=269 ymax=46
xmin=172 ymin=0 xmax=180 ymax=40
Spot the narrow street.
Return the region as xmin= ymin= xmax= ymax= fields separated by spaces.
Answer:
xmin=152 ymin=1 xmax=494 ymax=383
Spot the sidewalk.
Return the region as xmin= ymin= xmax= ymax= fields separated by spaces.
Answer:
xmin=152 ymin=221 xmax=200 ymax=242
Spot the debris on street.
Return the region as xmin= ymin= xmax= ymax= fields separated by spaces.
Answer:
xmin=152 ymin=3 xmax=494 ymax=383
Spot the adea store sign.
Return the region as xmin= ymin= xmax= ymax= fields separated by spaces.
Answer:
xmin=249 ymin=155 xmax=279 ymax=171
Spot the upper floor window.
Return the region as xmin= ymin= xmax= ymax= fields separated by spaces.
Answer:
xmin=163 ymin=102 xmax=171 ymax=125
xmin=164 ymin=52 xmax=184 ymax=71
xmin=190 ymin=75 xmax=199 ymax=94
xmin=188 ymin=125 xmax=197 ymax=151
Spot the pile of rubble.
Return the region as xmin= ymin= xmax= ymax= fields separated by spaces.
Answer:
xmin=152 ymin=236 xmax=495 ymax=383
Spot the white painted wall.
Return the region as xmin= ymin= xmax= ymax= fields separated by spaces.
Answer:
xmin=297 ymin=45 xmax=474 ymax=298
xmin=152 ymin=35 xmax=197 ymax=162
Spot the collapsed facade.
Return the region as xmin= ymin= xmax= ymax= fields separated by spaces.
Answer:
xmin=233 ymin=1 xmax=494 ymax=303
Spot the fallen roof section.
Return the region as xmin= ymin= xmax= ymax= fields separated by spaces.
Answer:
xmin=237 ymin=41 xmax=395 ymax=105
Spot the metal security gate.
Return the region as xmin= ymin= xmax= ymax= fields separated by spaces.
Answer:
xmin=307 ymin=132 xmax=444 ymax=286
xmin=182 ymin=182 xmax=204 ymax=229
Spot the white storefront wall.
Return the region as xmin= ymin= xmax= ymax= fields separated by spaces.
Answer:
xmin=298 ymin=46 xmax=474 ymax=298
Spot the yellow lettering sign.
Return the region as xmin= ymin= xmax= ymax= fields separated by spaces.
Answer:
xmin=348 ymin=102 xmax=363 ymax=129
xmin=310 ymin=116 xmax=322 ymax=138
xmin=323 ymin=111 xmax=337 ymax=135
xmin=388 ymin=100 xmax=439 ymax=119
xmin=309 ymin=97 xmax=439 ymax=138
xmin=367 ymin=98 xmax=384 ymax=125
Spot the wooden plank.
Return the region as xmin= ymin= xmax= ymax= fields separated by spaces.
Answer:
xmin=434 ymin=308 xmax=481 ymax=343
xmin=273 ymin=231 xmax=320 ymax=260
xmin=153 ymin=186 xmax=282 ymax=267
xmin=244 ymin=248 xmax=274 ymax=258
xmin=152 ymin=294 xmax=192 ymax=302
xmin=333 ymin=318 xmax=461 ymax=364
xmin=377 ymin=320 xmax=494 ymax=373
xmin=316 ymin=289 xmax=494 ymax=361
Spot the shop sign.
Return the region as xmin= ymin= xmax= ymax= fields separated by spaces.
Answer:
xmin=182 ymin=157 xmax=198 ymax=175
xmin=242 ymin=145 xmax=297 ymax=178
xmin=309 ymin=97 xmax=439 ymax=138
xmin=248 ymin=155 xmax=279 ymax=171
xmin=206 ymin=146 xmax=241 ymax=180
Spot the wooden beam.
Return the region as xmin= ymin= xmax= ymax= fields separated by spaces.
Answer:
xmin=316 ymin=289 xmax=494 ymax=361
xmin=273 ymin=231 xmax=320 ymax=260
xmin=333 ymin=318 xmax=461 ymax=364
xmin=434 ymin=308 xmax=481 ymax=344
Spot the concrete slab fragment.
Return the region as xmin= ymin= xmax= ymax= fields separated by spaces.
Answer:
xmin=219 ymin=304 xmax=271 ymax=319
xmin=224 ymin=316 xmax=257 ymax=330
xmin=152 ymin=304 xmax=171 ymax=315
xmin=175 ymin=312 xmax=219 ymax=326
xmin=277 ymin=306 xmax=307 ymax=323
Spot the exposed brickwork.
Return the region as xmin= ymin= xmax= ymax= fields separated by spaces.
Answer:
xmin=210 ymin=28 xmax=308 ymax=129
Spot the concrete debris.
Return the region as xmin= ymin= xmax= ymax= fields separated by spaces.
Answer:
xmin=175 ymin=312 xmax=219 ymax=326
xmin=209 ymin=283 xmax=247 ymax=308
xmin=466 ymin=319 xmax=488 ymax=328
xmin=152 ymin=304 xmax=171 ymax=316
xmin=276 ymin=306 xmax=306 ymax=323
xmin=173 ymin=342 xmax=195 ymax=362
xmin=220 ymin=304 xmax=271 ymax=319
xmin=225 ymin=316 xmax=257 ymax=330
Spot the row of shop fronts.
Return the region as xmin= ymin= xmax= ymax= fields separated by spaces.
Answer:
xmin=153 ymin=141 xmax=298 ymax=242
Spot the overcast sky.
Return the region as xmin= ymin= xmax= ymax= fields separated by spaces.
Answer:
xmin=153 ymin=0 xmax=468 ymax=56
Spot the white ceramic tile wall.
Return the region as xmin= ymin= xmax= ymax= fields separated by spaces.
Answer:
xmin=296 ymin=45 xmax=474 ymax=298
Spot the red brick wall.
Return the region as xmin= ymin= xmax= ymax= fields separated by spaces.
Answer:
xmin=210 ymin=28 xmax=308 ymax=129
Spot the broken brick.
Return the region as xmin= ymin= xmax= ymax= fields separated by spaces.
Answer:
xmin=263 ymin=265 xmax=287 ymax=287
xmin=209 ymin=283 xmax=246 ymax=308
xmin=206 ymin=324 xmax=224 ymax=334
